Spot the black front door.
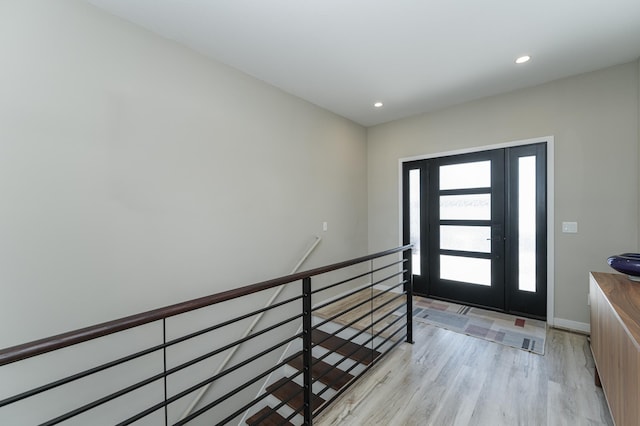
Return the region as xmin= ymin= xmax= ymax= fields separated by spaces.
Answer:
xmin=403 ymin=143 xmax=547 ymax=318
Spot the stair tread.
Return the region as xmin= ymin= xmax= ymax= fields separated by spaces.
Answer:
xmin=311 ymin=329 xmax=381 ymax=365
xmin=266 ymin=377 xmax=325 ymax=412
xmin=245 ymin=406 xmax=294 ymax=426
xmin=287 ymin=353 xmax=355 ymax=390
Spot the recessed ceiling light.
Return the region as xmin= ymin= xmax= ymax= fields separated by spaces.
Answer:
xmin=515 ymin=55 xmax=531 ymax=64
xmin=374 ymin=102 xmax=383 ymax=108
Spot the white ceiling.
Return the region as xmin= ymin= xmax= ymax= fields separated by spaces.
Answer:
xmin=86 ymin=0 xmax=640 ymax=127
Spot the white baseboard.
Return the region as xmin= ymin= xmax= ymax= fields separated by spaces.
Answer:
xmin=552 ymin=317 xmax=590 ymax=334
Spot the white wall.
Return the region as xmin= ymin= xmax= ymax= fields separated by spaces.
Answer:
xmin=367 ymin=62 xmax=639 ymax=327
xmin=0 ymin=0 xmax=368 ymax=349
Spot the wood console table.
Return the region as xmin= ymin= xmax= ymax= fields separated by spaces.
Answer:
xmin=589 ymin=272 xmax=640 ymax=426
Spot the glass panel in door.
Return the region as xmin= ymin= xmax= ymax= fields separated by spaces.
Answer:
xmin=409 ymin=169 xmax=421 ymax=275
xmin=518 ymin=156 xmax=536 ymax=292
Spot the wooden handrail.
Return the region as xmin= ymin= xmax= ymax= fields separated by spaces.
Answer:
xmin=0 ymin=245 xmax=411 ymax=366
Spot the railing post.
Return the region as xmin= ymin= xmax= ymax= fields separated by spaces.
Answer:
xmin=163 ymin=319 xmax=168 ymax=426
xmin=404 ymin=249 xmax=414 ymax=344
xmin=302 ymin=277 xmax=313 ymax=425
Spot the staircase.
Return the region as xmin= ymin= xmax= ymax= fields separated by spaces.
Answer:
xmin=243 ymin=318 xmax=389 ymax=426
xmin=0 ymin=246 xmax=412 ymax=426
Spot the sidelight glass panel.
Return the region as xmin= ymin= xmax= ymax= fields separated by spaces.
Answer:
xmin=518 ymin=156 xmax=536 ymax=292
xmin=409 ymin=169 xmax=421 ymax=275
xmin=440 ymin=255 xmax=491 ymax=286
xmin=440 ymin=194 xmax=491 ymax=220
xmin=440 ymin=226 xmax=491 ymax=253
xmin=440 ymin=161 xmax=491 ymax=190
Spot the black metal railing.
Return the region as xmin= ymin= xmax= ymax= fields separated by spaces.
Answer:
xmin=0 ymin=245 xmax=412 ymax=425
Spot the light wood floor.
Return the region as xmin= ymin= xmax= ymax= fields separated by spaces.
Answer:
xmin=314 ymin=288 xmax=406 ymax=339
xmin=315 ymin=320 xmax=613 ymax=426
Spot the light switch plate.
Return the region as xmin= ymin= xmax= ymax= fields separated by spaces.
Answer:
xmin=562 ymin=221 xmax=578 ymax=233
